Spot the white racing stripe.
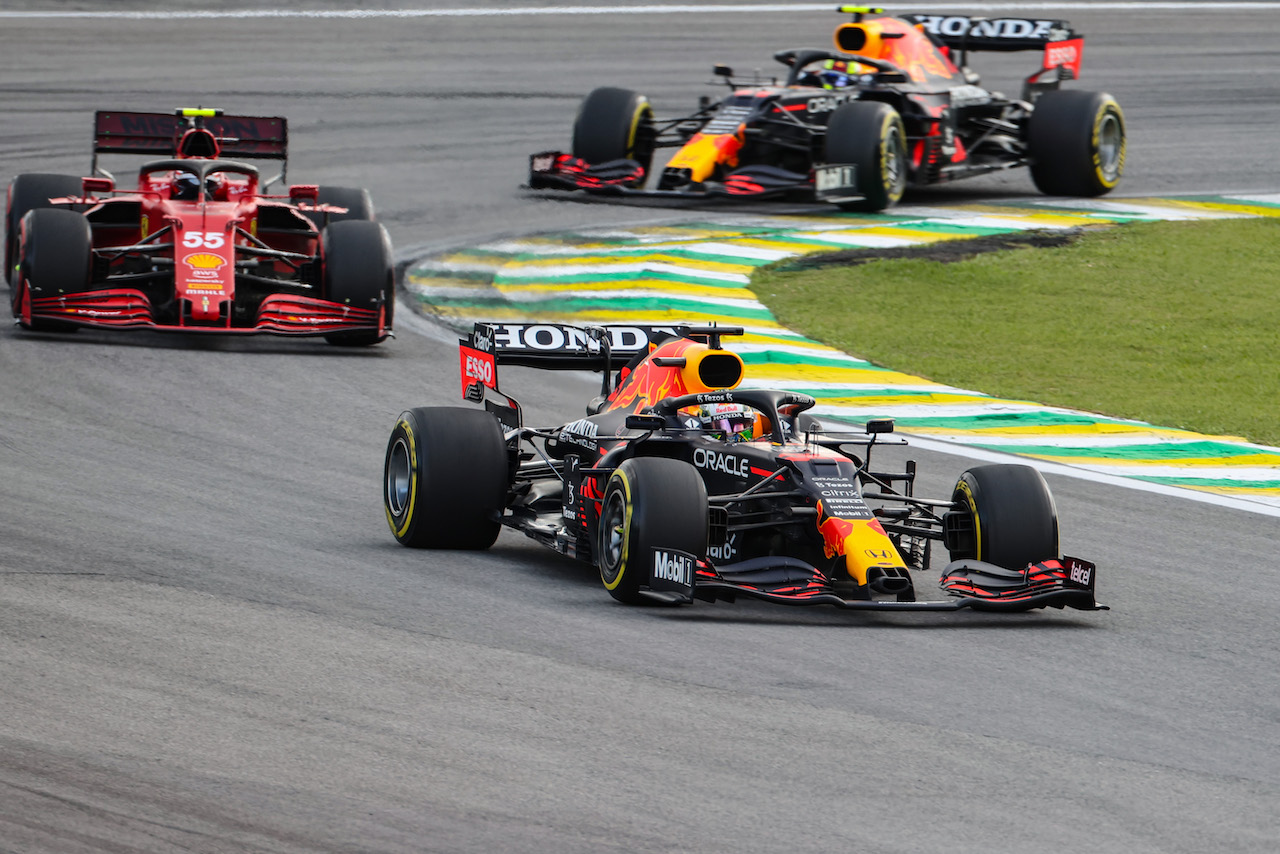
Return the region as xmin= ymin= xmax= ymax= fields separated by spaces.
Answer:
xmin=1031 ymin=199 xmax=1252 ymax=220
xmin=786 ymin=232 xmax=922 ymax=248
xmin=496 ymin=262 xmax=752 ymax=283
xmin=733 ymin=346 xmax=868 ymax=362
xmin=1069 ymin=463 xmax=1280 ymax=480
xmin=812 ymin=402 xmax=1076 ymax=419
xmin=919 ymin=433 xmax=1249 ymax=448
xmin=480 ymin=289 xmax=770 ymax=308
xmin=900 ymin=436 xmax=1280 ymax=517
xmin=467 ymin=240 xmax=778 ymax=260
xmin=740 ymin=377 xmax=993 ymax=393
xmin=681 ymin=242 xmax=795 ymax=262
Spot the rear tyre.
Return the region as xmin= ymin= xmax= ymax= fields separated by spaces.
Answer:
xmin=6 ymin=173 xmax=82 ymax=285
xmin=824 ymin=101 xmax=907 ymax=212
xmin=948 ymin=464 xmax=1059 ymax=570
xmin=384 ymin=407 xmax=508 ymax=549
xmin=300 ymin=185 xmax=375 ymax=228
xmin=597 ymin=457 xmax=708 ymax=605
xmin=1027 ymin=90 xmax=1125 ymax=197
xmin=320 ymin=219 xmax=394 ymax=346
xmin=571 ymin=86 xmax=655 ymax=180
xmin=16 ymin=208 xmax=92 ymax=332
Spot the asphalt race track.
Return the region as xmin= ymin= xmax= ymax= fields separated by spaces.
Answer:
xmin=1 ymin=3 xmax=1278 ymax=852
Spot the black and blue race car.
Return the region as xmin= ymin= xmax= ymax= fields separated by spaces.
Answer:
xmin=530 ymin=6 xmax=1125 ymax=211
xmin=383 ymin=321 xmax=1103 ymax=614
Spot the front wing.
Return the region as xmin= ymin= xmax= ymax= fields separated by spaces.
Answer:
xmin=638 ymin=552 xmax=1105 ymax=612
xmin=22 ymin=289 xmax=386 ymax=336
xmin=528 ymin=152 xmax=838 ymax=203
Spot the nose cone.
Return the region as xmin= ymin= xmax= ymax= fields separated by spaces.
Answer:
xmin=818 ymin=513 xmax=906 ymax=587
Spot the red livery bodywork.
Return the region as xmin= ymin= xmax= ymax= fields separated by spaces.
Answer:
xmin=6 ymin=108 xmax=393 ymax=345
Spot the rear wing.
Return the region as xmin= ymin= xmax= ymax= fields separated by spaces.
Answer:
xmin=92 ymin=109 xmax=289 ymax=179
xmin=458 ymin=322 xmax=744 ymax=427
xmin=902 ymin=13 xmax=1084 ymax=88
xmin=903 ymin=14 xmax=1078 ymax=51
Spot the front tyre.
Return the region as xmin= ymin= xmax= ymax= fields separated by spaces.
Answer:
xmin=1027 ymin=90 xmax=1125 ymax=197
xmin=824 ymin=101 xmax=907 ymax=212
xmin=15 ymin=207 xmax=92 ymax=332
xmin=6 ymin=173 xmax=83 ymax=285
xmin=321 ymin=219 xmax=394 ymax=346
xmin=597 ymin=457 xmax=708 ymax=605
xmin=384 ymin=407 xmax=508 ymax=549
xmin=948 ymin=464 xmax=1059 ymax=570
xmin=571 ymin=86 xmax=655 ymax=180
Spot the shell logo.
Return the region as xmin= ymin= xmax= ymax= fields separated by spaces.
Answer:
xmin=184 ymin=253 xmax=225 ymax=271
xmin=183 ymin=253 xmax=226 ymax=284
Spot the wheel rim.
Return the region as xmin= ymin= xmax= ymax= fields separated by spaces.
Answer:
xmin=885 ymin=125 xmax=907 ymax=199
xmin=386 ymin=436 xmax=413 ymax=517
xmin=599 ymin=490 xmax=627 ymax=583
xmin=1096 ymin=112 xmax=1123 ymax=183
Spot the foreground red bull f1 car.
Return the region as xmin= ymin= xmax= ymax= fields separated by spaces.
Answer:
xmin=5 ymin=108 xmax=393 ymax=344
xmin=383 ymin=322 xmax=1103 ymax=613
xmin=529 ymin=6 xmax=1125 ymax=211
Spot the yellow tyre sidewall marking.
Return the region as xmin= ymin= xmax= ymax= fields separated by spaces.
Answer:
xmin=602 ymin=469 xmax=634 ymax=592
xmin=626 ymin=99 xmax=650 ymax=160
xmin=879 ymin=112 xmax=906 ymax=203
xmin=1093 ymin=97 xmax=1125 ymax=189
xmin=954 ymin=478 xmax=982 ymax=560
xmin=387 ymin=418 xmax=419 ymax=539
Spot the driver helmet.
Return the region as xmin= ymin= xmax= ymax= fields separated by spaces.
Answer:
xmin=803 ymin=58 xmax=855 ymax=89
xmin=204 ymin=173 xmax=226 ymax=200
xmin=697 ymin=403 xmax=758 ymax=443
xmin=171 ymin=172 xmax=201 ymax=200
xmin=816 ymin=59 xmax=852 ymax=89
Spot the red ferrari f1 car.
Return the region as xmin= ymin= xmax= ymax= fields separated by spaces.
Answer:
xmin=383 ymin=322 xmax=1103 ymax=613
xmin=529 ymin=6 xmax=1125 ymax=211
xmin=5 ymin=108 xmax=393 ymax=344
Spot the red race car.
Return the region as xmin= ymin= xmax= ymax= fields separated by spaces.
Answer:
xmin=5 ymin=108 xmax=393 ymax=345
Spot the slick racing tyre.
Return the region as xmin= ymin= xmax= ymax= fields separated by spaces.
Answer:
xmin=948 ymin=464 xmax=1060 ymax=571
xmin=824 ymin=101 xmax=907 ymax=212
xmin=571 ymin=86 xmax=655 ymax=179
xmin=300 ymin=185 xmax=375 ymax=228
xmin=6 ymin=173 xmax=82 ymax=285
xmin=384 ymin=407 xmax=508 ymax=549
xmin=320 ymin=219 xmax=394 ymax=346
xmin=1027 ymin=90 xmax=1125 ymax=197
xmin=597 ymin=457 xmax=708 ymax=605
xmin=15 ymin=208 xmax=92 ymax=332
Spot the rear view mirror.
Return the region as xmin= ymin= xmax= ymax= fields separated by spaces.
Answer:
xmin=82 ymin=176 xmax=114 ymax=194
xmin=626 ymin=414 xmax=666 ymax=431
xmin=866 ymin=418 xmax=895 ymax=434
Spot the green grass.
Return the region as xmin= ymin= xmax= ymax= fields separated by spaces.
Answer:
xmin=754 ymin=217 xmax=1280 ymax=446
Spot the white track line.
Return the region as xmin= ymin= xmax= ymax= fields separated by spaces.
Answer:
xmin=6 ymin=3 xmax=1280 ymax=20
